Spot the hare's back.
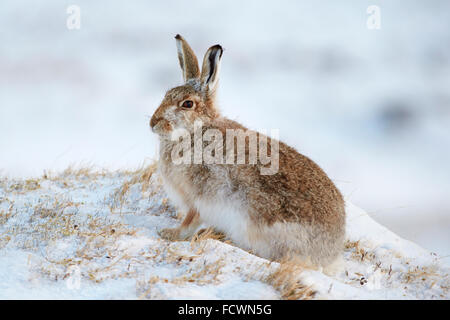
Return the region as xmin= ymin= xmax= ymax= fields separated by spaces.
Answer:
xmin=238 ymin=140 xmax=345 ymax=227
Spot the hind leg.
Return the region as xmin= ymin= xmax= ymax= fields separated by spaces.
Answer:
xmin=159 ymin=208 xmax=201 ymax=241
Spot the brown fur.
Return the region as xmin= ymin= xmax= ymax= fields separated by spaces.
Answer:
xmin=175 ymin=34 xmax=200 ymax=81
xmin=151 ymin=35 xmax=346 ymax=269
xmin=181 ymin=208 xmax=200 ymax=228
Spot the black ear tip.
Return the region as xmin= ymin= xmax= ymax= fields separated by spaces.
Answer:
xmin=175 ymin=34 xmax=182 ymax=40
xmin=212 ymin=44 xmax=223 ymax=57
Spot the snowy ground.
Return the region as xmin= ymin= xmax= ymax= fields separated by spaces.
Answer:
xmin=1 ymin=0 xmax=449 ymax=262
xmin=0 ymin=164 xmax=447 ymax=299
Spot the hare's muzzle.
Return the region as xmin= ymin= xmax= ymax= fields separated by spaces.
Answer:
xmin=150 ymin=116 xmax=172 ymax=134
xmin=150 ymin=116 xmax=161 ymax=131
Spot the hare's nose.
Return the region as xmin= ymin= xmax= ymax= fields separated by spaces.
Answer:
xmin=150 ymin=116 xmax=161 ymax=129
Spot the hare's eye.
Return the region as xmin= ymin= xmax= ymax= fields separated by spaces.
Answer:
xmin=181 ymin=100 xmax=194 ymax=108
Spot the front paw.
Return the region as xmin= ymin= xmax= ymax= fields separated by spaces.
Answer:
xmin=158 ymin=227 xmax=181 ymax=241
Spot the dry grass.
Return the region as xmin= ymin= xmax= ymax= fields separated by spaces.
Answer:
xmin=34 ymin=213 xmax=140 ymax=283
xmin=344 ymin=240 xmax=450 ymax=297
xmin=190 ymin=227 xmax=228 ymax=244
xmin=112 ymin=162 xmax=157 ymax=209
xmin=0 ymin=196 xmax=81 ymax=250
xmin=7 ymin=179 xmax=41 ymax=193
xmin=19 ymin=164 xmax=174 ymax=287
xmin=3 ymin=163 xmax=448 ymax=299
xmin=403 ymin=265 xmax=446 ymax=287
xmin=59 ymin=164 xmax=110 ymax=180
xmin=41 ymin=164 xmax=113 ymax=188
xmin=345 ymin=240 xmax=375 ymax=262
xmin=0 ymin=187 xmax=141 ymax=284
xmin=264 ymin=258 xmax=316 ymax=300
xmin=136 ymin=242 xmax=228 ymax=299
xmin=0 ymin=201 xmax=15 ymax=225
xmin=0 ymin=194 xmax=14 ymax=248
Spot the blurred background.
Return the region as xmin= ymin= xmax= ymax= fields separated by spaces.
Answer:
xmin=0 ymin=1 xmax=449 ymax=261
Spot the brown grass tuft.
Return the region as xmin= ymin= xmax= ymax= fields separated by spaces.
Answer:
xmin=265 ymin=258 xmax=316 ymax=300
xmin=112 ymin=162 xmax=157 ymax=208
xmin=190 ymin=227 xmax=227 ymax=244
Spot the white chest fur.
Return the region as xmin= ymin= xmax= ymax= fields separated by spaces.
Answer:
xmin=158 ymin=138 xmax=252 ymax=250
xmin=193 ymin=197 xmax=251 ymax=250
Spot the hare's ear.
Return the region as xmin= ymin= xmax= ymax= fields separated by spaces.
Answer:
xmin=175 ymin=34 xmax=200 ymax=82
xmin=200 ymin=44 xmax=223 ymax=93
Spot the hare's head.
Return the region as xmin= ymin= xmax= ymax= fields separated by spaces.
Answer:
xmin=150 ymin=35 xmax=223 ymax=136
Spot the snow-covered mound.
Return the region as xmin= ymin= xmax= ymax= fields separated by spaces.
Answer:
xmin=0 ymin=164 xmax=448 ymax=299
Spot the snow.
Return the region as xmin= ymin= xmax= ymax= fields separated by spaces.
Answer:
xmin=1 ymin=0 xmax=449 ymax=263
xmin=0 ymin=166 xmax=447 ymax=299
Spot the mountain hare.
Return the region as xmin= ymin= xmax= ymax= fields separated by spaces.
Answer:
xmin=150 ymin=35 xmax=345 ymax=272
